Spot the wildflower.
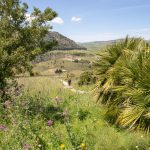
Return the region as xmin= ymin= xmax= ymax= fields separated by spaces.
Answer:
xmin=80 ymin=143 xmax=86 ymax=149
xmin=60 ymin=144 xmax=65 ymax=149
xmin=55 ymin=96 xmax=62 ymax=105
xmin=22 ymin=143 xmax=31 ymax=149
xmin=38 ymin=144 xmax=42 ymax=148
xmin=0 ymin=125 xmax=7 ymax=131
xmin=47 ymin=120 xmax=53 ymax=127
xmin=135 ymin=146 xmax=139 ymax=149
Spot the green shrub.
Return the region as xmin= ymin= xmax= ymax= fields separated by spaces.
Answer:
xmin=79 ymin=59 xmax=91 ymax=64
xmin=55 ymin=69 xmax=63 ymax=74
xmin=94 ymin=37 xmax=150 ymax=132
xmin=73 ymin=59 xmax=79 ymax=63
xmin=78 ymin=71 xmax=97 ymax=86
xmin=77 ymin=109 xmax=90 ymax=120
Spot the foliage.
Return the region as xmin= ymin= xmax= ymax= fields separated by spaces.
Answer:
xmin=94 ymin=37 xmax=150 ymax=132
xmin=55 ymin=69 xmax=63 ymax=74
xmin=0 ymin=77 xmax=149 ymax=149
xmin=0 ymin=0 xmax=57 ymax=100
xmin=78 ymin=71 xmax=97 ymax=86
xmin=73 ymin=59 xmax=79 ymax=63
xmin=77 ymin=108 xmax=90 ymax=120
xmin=79 ymin=59 xmax=91 ymax=64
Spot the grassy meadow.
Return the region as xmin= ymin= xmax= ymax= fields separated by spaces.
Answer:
xmin=0 ymin=76 xmax=150 ymax=150
xmin=0 ymin=50 xmax=150 ymax=149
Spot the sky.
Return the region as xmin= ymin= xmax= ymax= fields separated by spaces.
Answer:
xmin=22 ymin=0 xmax=150 ymax=42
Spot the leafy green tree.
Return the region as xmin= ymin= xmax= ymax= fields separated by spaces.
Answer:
xmin=0 ymin=0 xmax=57 ymax=100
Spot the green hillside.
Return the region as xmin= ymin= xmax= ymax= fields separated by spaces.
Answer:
xmin=79 ymin=40 xmax=116 ymax=50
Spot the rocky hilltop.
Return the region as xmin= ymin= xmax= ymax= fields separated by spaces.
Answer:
xmin=45 ymin=31 xmax=86 ymax=50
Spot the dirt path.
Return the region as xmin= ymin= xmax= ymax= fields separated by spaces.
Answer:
xmin=17 ymin=75 xmax=89 ymax=94
xmin=60 ymin=79 xmax=88 ymax=94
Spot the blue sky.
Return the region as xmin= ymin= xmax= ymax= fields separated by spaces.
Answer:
xmin=22 ymin=0 xmax=150 ymax=42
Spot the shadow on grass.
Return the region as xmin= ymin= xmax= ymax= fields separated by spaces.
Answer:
xmin=19 ymin=96 xmax=65 ymax=123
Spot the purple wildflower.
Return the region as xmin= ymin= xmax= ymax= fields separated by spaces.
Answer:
xmin=47 ymin=120 xmax=53 ymax=127
xmin=0 ymin=125 xmax=7 ymax=131
xmin=22 ymin=143 xmax=31 ymax=150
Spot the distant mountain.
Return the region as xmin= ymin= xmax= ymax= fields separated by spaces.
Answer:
xmin=79 ymin=38 xmax=150 ymax=50
xmin=79 ymin=40 xmax=118 ymax=50
xmin=45 ymin=31 xmax=86 ymax=50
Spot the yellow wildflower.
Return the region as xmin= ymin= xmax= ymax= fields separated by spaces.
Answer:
xmin=80 ymin=143 xmax=86 ymax=149
xmin=60 ymin=144 xmax=65 ymax=149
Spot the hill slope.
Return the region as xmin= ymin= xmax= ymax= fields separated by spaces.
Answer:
xmin=79 ymin=38 xmax=150 ymax=50
xmin=46 ymin=31 xmax=86 ymax=50
xmin=79 ymin=40 xmax=117 ymax=50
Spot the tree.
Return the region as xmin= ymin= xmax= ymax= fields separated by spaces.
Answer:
xmin=0 ymin=0 xmax=57 ymax=100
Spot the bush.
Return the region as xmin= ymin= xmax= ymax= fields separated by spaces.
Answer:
xmin=73 ymin=59 xmax=79 ymax=63
xmin=79 ymin=59 xmax=91 ymax=64
xmin=77 ymin=109 xmax=90 ymax=120
xmin=55 ymin=69 xmax=63 ymax=74
xmin=94 ymin=37 xmax=150 ymax=132
xmin=78 ymin=71 xmax=97 ymax=86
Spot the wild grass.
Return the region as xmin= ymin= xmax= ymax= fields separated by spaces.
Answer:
xmin=0 ymin=77 xmax=149 ymax=149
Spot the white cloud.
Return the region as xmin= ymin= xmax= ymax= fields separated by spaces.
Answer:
xmin=51 ymin=17 xmax=64 ymax=24
xmin=25 ymin=13 xmax=36 ymax=23
xmin=71 ymin=17 xmax=82 ymax=22
xmin=25 ymin=13 xmax=30 ymax=19
xmin=25 ymin=14 xmax=64 ymax=25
